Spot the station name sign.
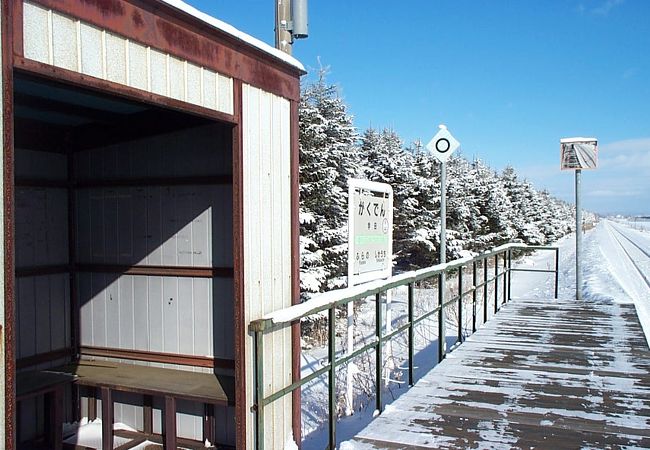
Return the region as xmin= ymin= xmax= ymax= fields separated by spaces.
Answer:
xmin=348 ymin=179 xmax=393 ymax=285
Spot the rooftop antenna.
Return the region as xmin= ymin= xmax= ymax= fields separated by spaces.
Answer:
xmin=275 ymin=0 xmax=309 ymax=54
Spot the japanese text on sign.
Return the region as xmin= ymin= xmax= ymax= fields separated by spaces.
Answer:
xmin=348 ymin=179 xmax=393 ymax=285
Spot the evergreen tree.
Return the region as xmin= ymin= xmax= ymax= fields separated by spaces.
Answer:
xmin=299 ymin=70 xmax=359 ymax=295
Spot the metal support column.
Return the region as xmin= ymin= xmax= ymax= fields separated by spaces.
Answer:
xmin=328 ymin=308 xmax=336 ymax=448
xmin=408 ymin=283 xmax=414 ymax=386
xmin=575 ymin=168 xmax=582 ymax=300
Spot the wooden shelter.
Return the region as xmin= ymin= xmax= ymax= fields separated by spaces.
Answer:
xmin=0 ymin=0 xmax=304 ymax=448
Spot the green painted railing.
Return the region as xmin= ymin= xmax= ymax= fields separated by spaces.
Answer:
xmin=249 ymin=243 xmax=559 ymax=450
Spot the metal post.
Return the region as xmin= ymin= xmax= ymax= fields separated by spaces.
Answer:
xmin=345 ymin=298 xmax=354 ymax=416
xmin=407 ymin=283 xmax=414 ymax=386
xmin=328 ymin=308 xmax=336 ymax=448
xmin=275 ymin=0 xmax=292 ymax=54
xmin=440 ymin=162 xmax=447 ymax=266
xmin=438 ymin=273 xmax=445 ymax=362
xmin=575 ymin=168 xmax=582 ymax=300
xmin=502 ymin=252 xmax=507 ymax=304
xmin=457 ymin=268 xmax=463 ymax=343
xmin=439 ymin=161 xmax=447 ymax=356
xmin=472 ymin=261 xmax=477 ymax=333
xmin=494 ymin=255 xmax=499 ymax=313
xmin=554 ymin=248 xmax=560 ymax=299
xmin=375 ymin=293 xmax=383 ymax=413
xmin=254 ymin=332 xmax=265 ymax=450
xmin=507 ymin=250 xmax=512 ymax=301
xmin=483 ymin=260 xmax=488 ymax=323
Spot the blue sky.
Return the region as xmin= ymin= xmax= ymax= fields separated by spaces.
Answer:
xmin=187 ymin=0 xmax=650 ymax=215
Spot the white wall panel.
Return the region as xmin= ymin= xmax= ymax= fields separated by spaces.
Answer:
xmin=78 ymin=274 xmax=233 ymax=360
xmin=22 ymin=1 xmax=234 ymax=115
xmin=242 ymin=84 xmax=293 ymax=449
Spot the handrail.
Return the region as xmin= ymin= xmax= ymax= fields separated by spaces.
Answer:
xmin=250 ymin=243 xmax=559 ymax=450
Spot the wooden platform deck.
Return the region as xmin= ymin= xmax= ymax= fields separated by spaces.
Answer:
xmin=346 ymin=297 xmax=650 ymax=449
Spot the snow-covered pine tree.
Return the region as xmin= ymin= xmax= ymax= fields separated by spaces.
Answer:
xmin=501 ymin=166 xmax=546 ymax=245
xmin=403 ymin=144 xmax=441 ymax=269
xmin=299 ymin=70 xmax=359 ymax=296
xmin=359 ymin=128 xmax=422 ymax=272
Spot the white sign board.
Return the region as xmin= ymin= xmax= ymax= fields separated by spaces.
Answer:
xmin=426 ymin=125 xmax=461 ymax=162
xmin=348 ymin=179 xmax=393 ymax=285
xmin=560 ymin=137 xmax=598 ymax=170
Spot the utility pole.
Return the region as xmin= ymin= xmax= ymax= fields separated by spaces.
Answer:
xmin=275 ymin=0 xmax=292 ymax=54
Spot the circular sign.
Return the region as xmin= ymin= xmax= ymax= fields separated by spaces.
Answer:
xmin=436 ymin=138 xmax=451 ymax=153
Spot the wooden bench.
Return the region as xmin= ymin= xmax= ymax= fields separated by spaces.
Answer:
xmin=16 ymin=370 xmax=76 ymax=450
xmin=52 ymin=359 xmax=235 ymax=450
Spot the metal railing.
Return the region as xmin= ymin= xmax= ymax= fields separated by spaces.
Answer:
xmin=249 ymin=243 xmax=559 ymax=450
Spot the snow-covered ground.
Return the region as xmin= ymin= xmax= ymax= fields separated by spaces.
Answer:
xmin=301 ymin=219 xmax=650 ymax=449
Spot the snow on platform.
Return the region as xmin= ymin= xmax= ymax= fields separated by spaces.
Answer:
xmin=342 ymin=296 xmax=650 ymax=449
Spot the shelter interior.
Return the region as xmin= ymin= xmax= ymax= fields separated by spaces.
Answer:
xmin=13 ymin=71 xmax=236 ymax=448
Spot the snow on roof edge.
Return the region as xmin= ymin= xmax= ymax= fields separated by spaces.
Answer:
xmin=160 ymin=0 xmax=305 ymax=73
xmin=560 ymin=137 xmax=597 ymax=143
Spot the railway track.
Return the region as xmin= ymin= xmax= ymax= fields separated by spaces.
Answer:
xmin=607 ymin=221 xmax=650 ymax=289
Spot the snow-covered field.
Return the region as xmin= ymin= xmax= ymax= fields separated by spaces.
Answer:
xmin=301 ymin=219 xmax=650 ymax=449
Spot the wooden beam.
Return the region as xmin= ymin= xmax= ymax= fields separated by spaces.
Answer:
xmin=100 ymin=387 xmax=113 ymax=450
xmin=163 ymin=396 xmax=177 ymax=450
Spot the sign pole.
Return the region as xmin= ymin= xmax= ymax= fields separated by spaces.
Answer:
xmin=426 ymin=124 xmax=460 ymax=360
xmin=575 ymin=168 xmax=582 ymax=300
xmin=440 ymin=161 xmax=447 ymax=267
xmin=560 ymin=137 xmax=597 ymax=301
xmin=439 ymin=160 xmax=447 ymax=356
xmin=346 ymin=185 xmax=355 ymax=416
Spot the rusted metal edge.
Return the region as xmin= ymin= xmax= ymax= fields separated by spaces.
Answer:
xmin=75 ymin=264 xmax=233 ymax=278
xmin=14 ymin=57 xmax=238 ymax=124
xmin=3 ymin=0 xmax=16 ymax=446
xmin=231 ymin=78 xmax=246 ymax=450
xmin=289 ymin=98 xmax=301 ymax=446
xmin=18 ymin=0 xmax=302 ymax=101
xmin=79 ymin=346 xmax=235 ymax=370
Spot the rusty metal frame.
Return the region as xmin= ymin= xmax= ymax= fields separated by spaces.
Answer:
xmin=74 ymin=264 xmax=233 ymax=278
xmin=15 ymin=58 xmax=237 ymax=124
xmin=289 ymin=98 xmax=301 ymax=445
xmin=3 ymin=0 xmax=16 ymax=448
xmin=12 ymin=0 xmax=302 ymax=102
xmin=231 ymin=78 xmax=246 ymax=450
xmin=79 ymin=346 xmax=236 ymax=370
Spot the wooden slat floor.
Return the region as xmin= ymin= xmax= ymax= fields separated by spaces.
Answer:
xmin=345 ymin=298 xmax=650 ymax=449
